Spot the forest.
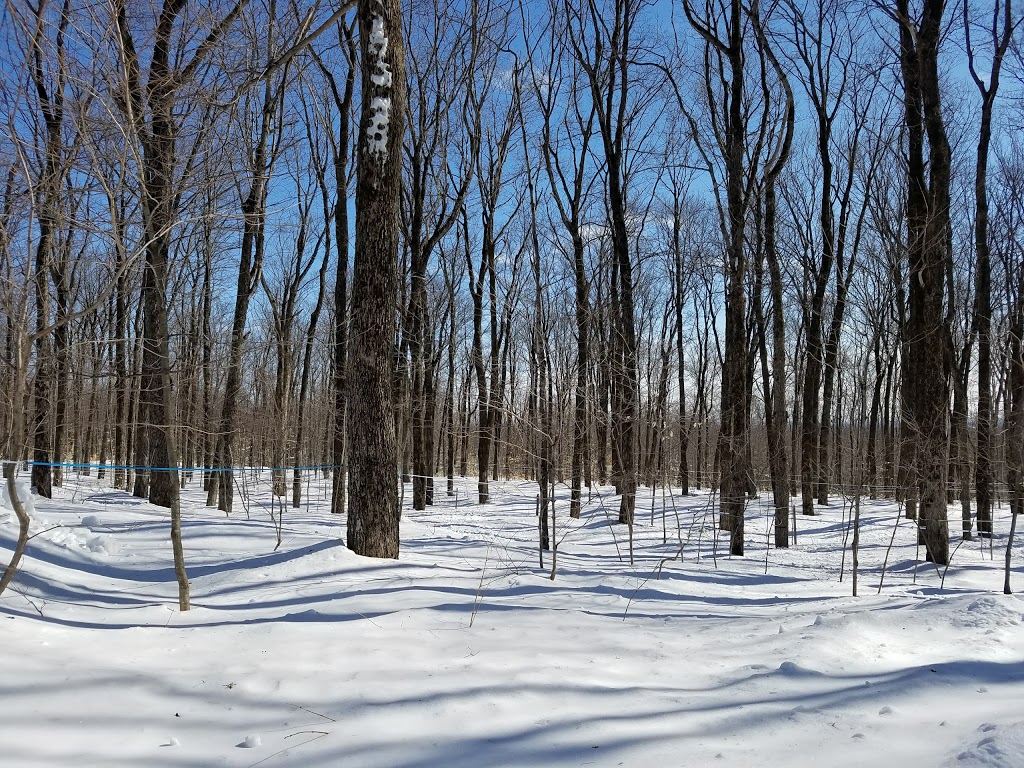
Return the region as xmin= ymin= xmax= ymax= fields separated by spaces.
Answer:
xmin=1 ymin=0 xmax=1023 ymax=614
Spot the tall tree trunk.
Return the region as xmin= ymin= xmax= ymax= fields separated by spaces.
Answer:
xmin=897 ymin=0 xmax=952 ymax=565
xmin=346 ymin=0 xmax=406 ymax=558
xmin=25 ymin=0 xmax=76 ymax=500
xmin=685 ymin=0 xmax=751 ymax=554
xmin=966 ymin=0 xmax=1014 ymax=540
xmin=315 ymin=22 xmax=356 ymax=517
xmin=750 ymin=8 xmax=794 ymax=546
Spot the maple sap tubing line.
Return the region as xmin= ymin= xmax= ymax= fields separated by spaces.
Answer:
xmin=17 ymin=463 xmax=1014 ymax=501
xmin=23 ymin=461 xmax=339 ymax=474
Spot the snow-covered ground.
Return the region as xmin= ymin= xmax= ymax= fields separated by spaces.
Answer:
xmin=1 ymin=470 xmax=1022 ymax=767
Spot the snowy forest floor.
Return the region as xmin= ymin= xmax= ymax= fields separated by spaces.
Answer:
xmin=1 ymin=471 xmax=1023 ymax=767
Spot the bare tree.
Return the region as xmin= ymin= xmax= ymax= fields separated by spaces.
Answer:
xmin=530 ymin=0 xmax=598 ymax=518
xmin=966 ymin=0 xmax=1020 ymax=539
xmin=402 ymin=0 xmax=484 ymax=511
xmin=567 ymin=0 xmax=650 ymax=526
xmin=309 ymin=18 xmax=358 ymax=517
xmin=15 ymin=0 xmax=75 ymax=500
xmin=781 ymin=0 xmax=862 ymax=514
xmin=111 ymin=0 xmax=253 ymax=608
xmin=466 ymin=54 xmax=523 ymax=506
xmin=997 ymin=150 xmax=1024 ymax=592
xmin=679 ymin=0 xmax=754 ymax=554
xmin=750 ymin=0 xmax=795 ymax=547
xmin=891 ymin=0 xmax=953 ymax=564
xmin=208 ymin=1 xmax=293 ymax=514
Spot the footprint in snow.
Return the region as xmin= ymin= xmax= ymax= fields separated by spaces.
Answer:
xmin=790 ymin=704 xmax=820 ymax=715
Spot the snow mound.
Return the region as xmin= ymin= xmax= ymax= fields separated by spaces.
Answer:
xmin=24 ymin=517 xmax=119 ymax=557
xmin=86 ymin=535 xmax=119 ymax=556
xmin=0 ymin=478 xmax=35 ymax=515
xmin=778 ymin=661 xmax=823 ymax=677
xmin=952 ymin=597 xmax=1024 ymax=630
xmin=950 ymin=722 xmax=1024 ymax=767
xmin=81 ymin=514 xmax=101 ymax=527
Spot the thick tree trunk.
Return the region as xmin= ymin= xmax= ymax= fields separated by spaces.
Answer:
xmin=715 ymin=0 xmax=751 ymax=556
xmin=26 ymin=2 xmax=71 ymax=500
xmin=346 ymin=0 xmax=405 ymax=559
xmin=897 ymin=0 xmax=951 ymax=565
xmin=30 ymin=238 xmax=54 ymax=499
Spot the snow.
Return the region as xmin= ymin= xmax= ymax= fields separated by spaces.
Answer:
xmin=369 ymin=16 xmax=392 ymax=89
xmin=367 ymin=96 xmax=391 ymax=156
xmin=951 ymin=722 xmax=1024 ymax=767
xmin=365 ymin=14 xmax=392 ymax=157
xmin=1 ymin=471 xmax=1022 ymax=767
